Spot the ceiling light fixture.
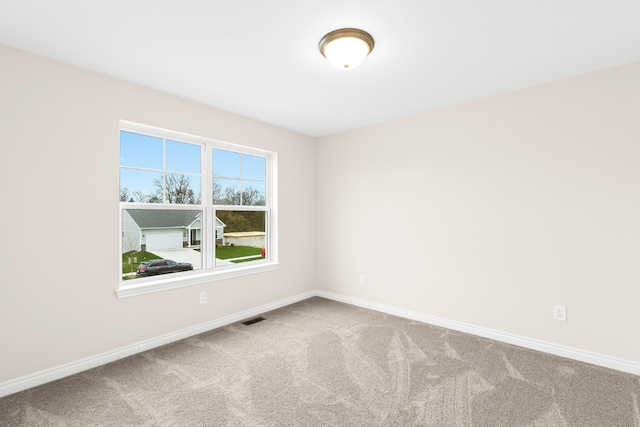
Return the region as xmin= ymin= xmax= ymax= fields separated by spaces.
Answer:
xmin=319 ymin=28 xmax=374 ymax=70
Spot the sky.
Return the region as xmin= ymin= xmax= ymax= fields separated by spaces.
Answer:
xmin=119 ymin=130 xmax=266 ymax=204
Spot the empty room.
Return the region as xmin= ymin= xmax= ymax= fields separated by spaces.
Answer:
xmin=1 ymin=1 xmax=639 ymax=425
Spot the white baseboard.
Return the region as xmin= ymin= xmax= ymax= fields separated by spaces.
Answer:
xmin=2 ymin=289 xmax=638 ymax=398
xmin=0 ymin=291 xmax=316 ymax=398
xmin=316 ymin=290 xmax=640 ymax=376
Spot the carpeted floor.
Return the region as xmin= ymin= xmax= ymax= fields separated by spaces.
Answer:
xmin=1 ymin=297 xmax=639 ymax=426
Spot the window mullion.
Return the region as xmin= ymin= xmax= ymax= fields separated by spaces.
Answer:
xmin=239 ymin=154 xmax=244 ymax=206
xmin=203 ymin=144 xmax=215 ymax=270
xmin=162 ymin=138 xmax=167 ymax=204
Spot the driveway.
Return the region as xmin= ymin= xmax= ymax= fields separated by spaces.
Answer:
xmin=150 ymin=248 xmax=202 ymax=269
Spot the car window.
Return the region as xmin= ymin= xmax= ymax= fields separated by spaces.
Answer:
xmin=166 ymin=260 xmax=177 ymax=266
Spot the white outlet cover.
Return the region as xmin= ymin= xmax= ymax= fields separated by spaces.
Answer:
xmin=554 ymin=305 xmax=567 ymax=321
xmin=199 ymin=292 xmax=207 ymax=304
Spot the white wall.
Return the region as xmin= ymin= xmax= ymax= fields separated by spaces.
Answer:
xmin=316 ymin=62 xmax=640 ymax=364
xmin=0 ymin=44 xmax=317 ymax=383
xmin=2 ymin=41 xmax=639 ymax=387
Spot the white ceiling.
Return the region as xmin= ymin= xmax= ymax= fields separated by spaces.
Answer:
xmin=1 ymin=0 xmax=639 ymax=137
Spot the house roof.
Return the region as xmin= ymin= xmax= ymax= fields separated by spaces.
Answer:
xmin=126 ymin=209 xmax=201 ymax=229
xmin=126 ymin=210 xmax=225 ymax=229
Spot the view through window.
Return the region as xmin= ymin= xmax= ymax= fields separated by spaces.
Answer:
xmin=119 ymin=123 xmax=274 ymax=285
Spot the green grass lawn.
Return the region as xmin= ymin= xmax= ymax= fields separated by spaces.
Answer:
xmin=122 ymin=251 xmax=161 ymax=274
xmin=121 ymin=247 xmax=263 ymax=276
xmin=231 ymin=256 xmax=265 ymax=264
xmin=216 ymin=246 xmax=263 ymax=259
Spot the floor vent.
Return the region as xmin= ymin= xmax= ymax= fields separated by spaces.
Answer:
xmin=242 ymin=316 xmax=266 ymax=326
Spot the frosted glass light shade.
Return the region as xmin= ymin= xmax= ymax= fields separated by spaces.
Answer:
xmin=319 ymin=28 xmax=374 ymax=70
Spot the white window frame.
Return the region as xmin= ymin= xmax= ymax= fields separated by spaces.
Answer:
xmin=117 ymin=121 xmax=278 ymax=299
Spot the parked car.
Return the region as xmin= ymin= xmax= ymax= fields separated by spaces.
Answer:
xmin=136 ymin=259 xmax=193 ymax=276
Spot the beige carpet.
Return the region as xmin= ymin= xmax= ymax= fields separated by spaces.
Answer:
xmin=1 ymin=297 xmax=639 ymax=426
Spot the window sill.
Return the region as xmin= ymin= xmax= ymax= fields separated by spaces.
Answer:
xmin=116 ymin=261 xmax=280 ymax=299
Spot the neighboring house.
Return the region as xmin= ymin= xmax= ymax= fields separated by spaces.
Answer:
xmin=223 ymin=231 xmax=265 ymax=248
xmin=122 ymin=210 xmax=226 ymax=253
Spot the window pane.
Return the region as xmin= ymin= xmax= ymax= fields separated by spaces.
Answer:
xmin=215 ymin=210 xmax=266 ymax=267
xmin=122 ymin=209 xmax=203 ymax=281
xmin=243 ymin=154 xmax=266 ymax=181
xmin=213 ymin=149 xmax=241 ymax=178
xmin=242 ymin=182 xmax=266 ymax=206
xmin=120 ymin=169 xmax=163 ymax=203
xmin=165 ymin=173 xmax=201 ymax=205
xmin=120 ymin=131 xmax=163 ymax=169
xmin=120 ymin=124 xmax=275 ymax=287
xmin=166 ymin=140 xmax=201 ymax=174
xmin=213 ymin=178 xmax=241 ymax=205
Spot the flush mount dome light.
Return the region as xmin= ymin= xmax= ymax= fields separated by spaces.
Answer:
xmin=319 ymin=28 xmax=374 ymax=70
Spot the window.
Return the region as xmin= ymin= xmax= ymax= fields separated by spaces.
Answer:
xmin=118 ymin=121 xmax=277 ymax=297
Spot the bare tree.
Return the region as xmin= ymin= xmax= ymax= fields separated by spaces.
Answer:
xmin=166 ymin=174 xmax=199 ymax=204
xmin=212 ymin=179 xmax=223 ymax=204
xmin=242 ymin=185 xmax=266 ymax=206
xmin=213 ymin=183 xmax=265 ymax=206
xmin=122 ymin=233 xmax=140 ymax=274
xmin=120 ymin=187 xmax=131 ymax=202
xmin=124 ymin=174 xmax=202 ymax=204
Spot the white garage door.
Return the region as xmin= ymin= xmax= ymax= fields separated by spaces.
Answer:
xmin=145 ymin=229 xmax=183 ymax=251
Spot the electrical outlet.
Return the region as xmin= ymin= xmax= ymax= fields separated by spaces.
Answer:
xmin=554 ymin=306 xmax=566 ymax=322
xmin=359 ymin=275 xmax=366 ymax=286
xmin=199 ymin=292 xmax=207 ymax=305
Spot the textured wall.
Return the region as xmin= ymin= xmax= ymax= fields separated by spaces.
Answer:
xmin=316 ymin=62 xmax=640 ymax=363
xmin=0 ymin=44 xmax=317 ymax=382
